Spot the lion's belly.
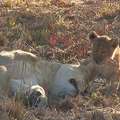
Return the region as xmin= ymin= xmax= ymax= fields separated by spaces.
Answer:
xmin=6 ymin=61 xmax=35 ymax=80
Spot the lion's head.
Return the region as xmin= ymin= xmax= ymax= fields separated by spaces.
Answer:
xmin=89 ymin=31 xmax=118 ymax=64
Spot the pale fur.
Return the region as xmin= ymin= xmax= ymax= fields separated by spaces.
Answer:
xmin=0 ymin=66 xmax=10 ymax=95
xmin=0 ymin=50 xmax=92 ymax=102
xmin=111 ymin=45 xmax=120 ymax=70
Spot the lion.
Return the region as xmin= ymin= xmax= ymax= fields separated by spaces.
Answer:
xmin=0 ymin=50 xmax=86 ymax=103
xmin=87 ymin=31 xmax=120 ymax=94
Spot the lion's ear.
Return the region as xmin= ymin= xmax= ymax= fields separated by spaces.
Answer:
xmin=110 ymin=39 xmax=118 ymax=48
xmin=89 ymin=31 xmax=99 ymax=42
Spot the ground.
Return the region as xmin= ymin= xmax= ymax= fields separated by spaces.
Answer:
xmin=0 ymin=0 xmax=120 ymax=120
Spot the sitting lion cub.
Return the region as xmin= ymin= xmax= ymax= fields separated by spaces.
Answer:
xmin=87 ymin=31 xmax=120 ymax=94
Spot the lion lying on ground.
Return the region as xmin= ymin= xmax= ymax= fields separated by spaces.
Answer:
xmin=0 ymin=49 xmax=95 ymax=105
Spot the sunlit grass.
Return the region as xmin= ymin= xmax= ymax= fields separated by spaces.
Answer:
xmin=98 ymin=1 xmax=120 ymax=17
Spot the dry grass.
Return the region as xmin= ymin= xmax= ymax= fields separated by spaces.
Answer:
xmin=0 ymin=98 xmax=25 ymax=120
xmin=0 ymin=0 xmax=120 ymax=120
xmin=98 ymin=1 xmax=120 ymax=17
xmin=1 ymin=95 xmax=120 ymax=120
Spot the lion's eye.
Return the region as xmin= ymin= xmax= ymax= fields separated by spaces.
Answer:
xmin=69 ymin=79 xmax=78 ymax=90
xmin=69 ymin=79 xmax=76 ymax=85
xmin=69 ymin=78 xmax=79 ymax=95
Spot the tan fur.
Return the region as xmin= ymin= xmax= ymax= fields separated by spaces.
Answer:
xmin=89 ymin=31 xmax=120 ymax=85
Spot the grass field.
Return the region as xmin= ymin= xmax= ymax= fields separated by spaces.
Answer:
xmin=0 ymin=0 xmax=120 ymax=120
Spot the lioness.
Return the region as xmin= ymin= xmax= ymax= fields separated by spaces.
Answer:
xmin=0 ymin=50 xmax=86 ymax=103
